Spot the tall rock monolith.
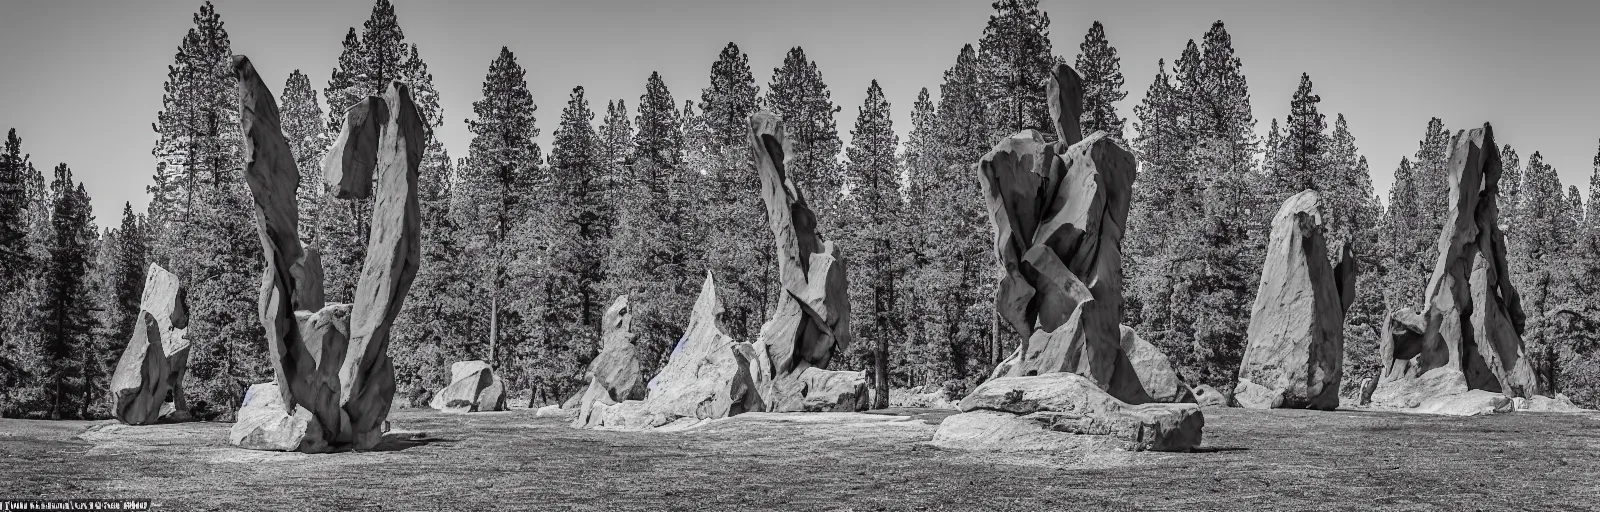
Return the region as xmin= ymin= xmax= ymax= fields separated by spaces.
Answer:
xmin=1371 ymin=123 xmax=1542 ymax=414
xmin=934 ymin=64 xmax=1201 ymax=453
xmin=747 ymin=113 xmax=869 ymax=413
xmin=1235 ymin=190 xmax=1355 ymax=410
xmin=228 ymin=55 xmax=421 ymax=451
xmin=109 ymin=263 xmax=191 ymax=425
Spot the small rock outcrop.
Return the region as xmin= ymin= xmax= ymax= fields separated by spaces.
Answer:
xmin=583 ymin=273 xmax=765 ymax=429
xmin=1118 ymin=325 xmax=1193 ymax=403
xmin=573 ymin=296 xmax=648 ymax=426
xmin=1370 ymin=124 xmax=1544 ymax=414
xmin=1235 ymin=191 xmax=1355 ymax=410
xmin=747 ymin=112 xmax=868 ymax=413
xmin=934 ymin=64 xmax=1202 ymax=453
xmin=109 ymin=263 xmax=191 ymax=425
xmin=431 ymin=361 xmax=507 ymax=413
xmin=227 ymin=56 xmax=422 ymax=452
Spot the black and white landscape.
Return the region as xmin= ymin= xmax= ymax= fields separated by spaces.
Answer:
xmin=2 ymin=1 xmax=1599 ymax=510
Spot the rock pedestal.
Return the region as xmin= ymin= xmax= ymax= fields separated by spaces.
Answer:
xmin=582 ymin=273 xmax=765 ymax=429
xmin=1235 ymin=191 xmax=1355 ymax=410
xmin=228 ymin=56 xmax=421 ymax=452
xmin=109 ymin=263 xmax=192 ymax=425
xmin=573 ymin=295 xmax=648 ymax=426
xmin=935 ymin=64 xmax=1201 ymax=453
xmin=431 ymin=361 xmax=507 ymax=413
xmin=747 ymin=112 xmax=867 ymax=413
xmin=1371 ymin=124 xmax=1543 ymax=413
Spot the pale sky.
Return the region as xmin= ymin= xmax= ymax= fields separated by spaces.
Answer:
xmin=2 ymin=0 xmax=1598 ymax=226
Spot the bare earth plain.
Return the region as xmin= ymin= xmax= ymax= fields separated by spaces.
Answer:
xmin=2 ymin=405 xmax=1598 ymax=511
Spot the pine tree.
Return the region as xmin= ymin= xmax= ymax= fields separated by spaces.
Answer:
xmin=455 ymin=47 xmax=542 ymax=374
xmin=0 ymin=130 xmax=30 ymax=295
xmin=604 ymin=72 xmax=703 ymax=375
xmin=765 ymin=47 xmax=844 ymax=222
xmin=146 ymin=2 xmax=263 ymax=418
xmin=1074 ymin=21 xmax=1127 ymax=138
xmin=2 ymin=151 xmax=49 ymax=416
xmin=978 ymin=0 xmax=1055 ymax=141
xmin=104 ymin=204 xmax=148 ymax=356
xmin=1508 ymin=151 xmax=1568 ymax=392
xmin=694 ymin=43 xmax=769 ymax=342
xmin=36 ymin=164 xmax=96 ymax=419
xmin=1271 ymin=73 xmax=1325 ymax=195
xmin=598 ymin=99 xmax=634 ymax=245
xmin=837 ymin=80 xmax=901 ymax=407
xmin=280 ymin=70 xmax=327 ymax=246
xmin=1126 ymin=22 xmax=1262 ymax=387
xmin=544 ymin=86 xmax=609 ymax=365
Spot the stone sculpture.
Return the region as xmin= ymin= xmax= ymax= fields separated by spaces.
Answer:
xmin=1371 ymin=124 xmax=1544 ymax=415
xmin=581 ymin=273 xmax=765 ymax=429
xmin=431 ymin=361 xmax=507 ymax=413
xmin=933 ymin=64 xmax=1202 ymax=452
xmin=573 ymin=296 xmax=648 ymax=425
xmin=228 ymin=55 xmax=421 ymax=452
xmin=747 ymin=112 xmax=869 ymax=413
xmin=109 ymin=263 xmax=191 ymax=425
xmin=1235 ymin=190 xmax=1356 ymax=410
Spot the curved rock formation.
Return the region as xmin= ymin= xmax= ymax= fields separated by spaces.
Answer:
xmin=110 ymin=263 xmax=191 ymax=425
xmin=1371 ymin=124 xmax=1543 ymax=413
xmin=1236 ymin=190 xmax=1355 ymax=410
xmin=228 ymin=55 xmax=421 ymax=452
xmin=573 ymin=295 xmax=648 ymax=425
xmin=748 ymin=112 xmax=868 ymax=413
xmin=935 ymin=64 xmax=1201 ymax=453
xmin=431 ymin=361 xmax=507 ymax=413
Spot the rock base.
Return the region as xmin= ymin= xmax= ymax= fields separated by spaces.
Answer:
xmin=932 ymin=373 xmax=1203 ymax=453
xmin=228 ymin=383 xmax=329 ymax=453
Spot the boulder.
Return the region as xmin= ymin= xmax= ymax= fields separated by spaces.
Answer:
xmin=573 ymin=295 xmax=648 ymax=426
xmin=1118 ymin=325 xmax=1193 ymax=403
xmin=1237 ymin=191 xmax=1352 ymax=410
xmin=431 ymin=361 xmax=507 ymax=413
xmin=1193 ymin=385 xmax=1230 ymax=408
xmin=583 ymin=273 xmax=763 ymax=429
xmin=229 ymin=382 xmax=327 ymax=453
xmin=748 ymin=113 xmax=859 ymax=412
xmin=109 ymin=263 xmax=192 ymax=425
xmin=976 ymin=65 xmax=1150 ymax=405
xmin=230 ymin=56 xmax=422 ymax=451
xmin=933 ymin=373 xmax=1203 ymax=453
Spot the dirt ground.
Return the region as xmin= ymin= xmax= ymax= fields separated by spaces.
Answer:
xmin=2 ymin=405 xmax=1599 ymax=511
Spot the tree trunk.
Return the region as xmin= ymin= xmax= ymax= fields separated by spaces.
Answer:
xmin=489 ymin=294 xmax=499 ymax=366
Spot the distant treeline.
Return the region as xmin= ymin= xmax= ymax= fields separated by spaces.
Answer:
xmin=2 ymin=0 xmax=1597 ymax=420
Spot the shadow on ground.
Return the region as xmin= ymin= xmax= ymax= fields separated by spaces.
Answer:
xmin=3 ymin=405 xmax=1599 ymax=511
